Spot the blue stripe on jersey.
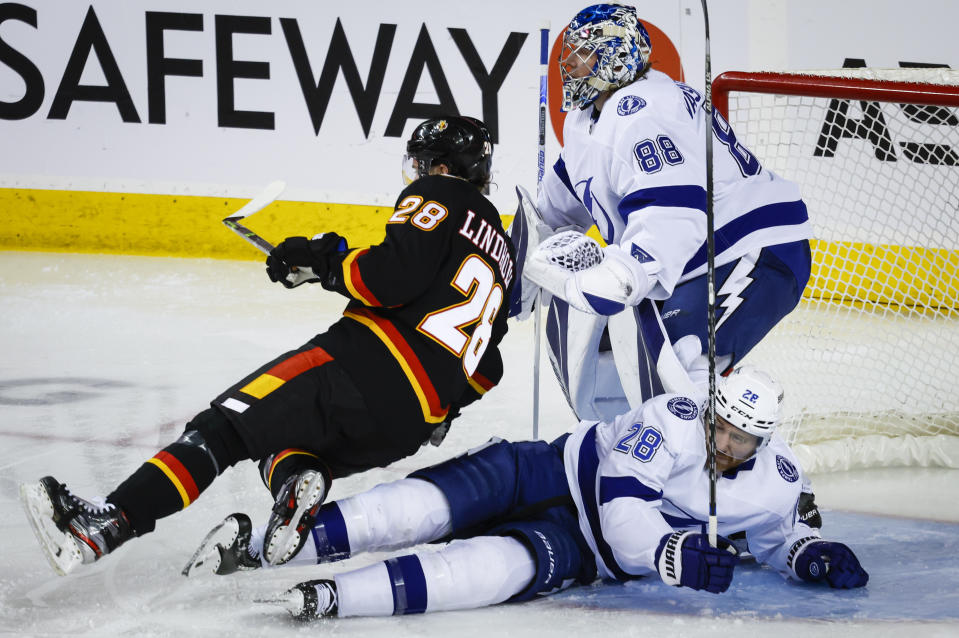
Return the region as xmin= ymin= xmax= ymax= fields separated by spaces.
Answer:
xmin=310 ymin=502 xmax=351 ymax=562
xmin=553 ymin=157 xmax=580 ymax=203
xmin=683 ymin=199 xmax=809 ymax=275
xmin=617 ymin=185 xmax=707 ymax=220
xmin=577 ymin=424 xmax=635 ymax=581
xmin=599 ymin=475 xmax=663 ymax=504
xmin=661 ymin=512 xmax=705 ymax=529
xmin=384 ymin=555 xmax=428 ymax=615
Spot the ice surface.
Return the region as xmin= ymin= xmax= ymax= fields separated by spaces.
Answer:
xmin=2 ymin=252 xmax=958 ymax=637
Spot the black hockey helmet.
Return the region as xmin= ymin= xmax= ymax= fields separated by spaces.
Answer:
xmin=403 ymin=115 xmax=493 ymax=191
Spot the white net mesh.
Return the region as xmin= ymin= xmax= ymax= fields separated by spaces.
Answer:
xmin=720 ymin=69 xmax=959 ymax=471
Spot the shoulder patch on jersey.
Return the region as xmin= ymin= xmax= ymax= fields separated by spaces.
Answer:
xmin=776 ymin=455 xmax=799 ymax=482
xmin=617 ymin=95 xmax=647 ymax=116
xmin=667 ymin=396 xmax=698 ymax=421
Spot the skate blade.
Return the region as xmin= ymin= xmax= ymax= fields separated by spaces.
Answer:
xmin=19 ymin=482 xmax=83 ymax=576
xmin=265 ymin=473 xmax=326 ymax=566
xmin=181 ymin=517 xmax=239 ymax=577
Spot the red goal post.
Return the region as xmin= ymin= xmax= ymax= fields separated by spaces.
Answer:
xmin=712 ymin=69 xmax=959 ymax=472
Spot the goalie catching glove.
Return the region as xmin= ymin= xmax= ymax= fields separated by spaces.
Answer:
xmin=267 ymin=233 xmax=348 ymax=289
xmin=524 ymin=231 xmax=650 ymax=315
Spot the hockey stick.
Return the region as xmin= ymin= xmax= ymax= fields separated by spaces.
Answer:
xmin=700 ymin=0 xmax=720 ymax=549
xmin=222 ymin=180 xmax=287 ymax=255
xmin=531 ymin=22 xmax=550 ymax=440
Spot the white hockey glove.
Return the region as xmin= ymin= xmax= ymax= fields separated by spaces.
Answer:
xmin=525 ymin=231 xmax=650 ymax=316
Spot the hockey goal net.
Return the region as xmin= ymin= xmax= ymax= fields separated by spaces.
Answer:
xmin=714 ymin=68 xmax=959 ymax=472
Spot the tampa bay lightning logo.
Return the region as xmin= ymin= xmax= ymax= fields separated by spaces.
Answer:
xmin=617 ymin=95 xmax=647 ymax=116
xmin=776 ymin=455 xmax=799 ymax=482
xmin=667 ymin=397 xmax=698 ymax=420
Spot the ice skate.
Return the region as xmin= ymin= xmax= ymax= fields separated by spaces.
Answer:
xmin=262 ymin=579 xmax=337 ymax=621
xmin=182 ymin=512 xmax=261 ymax=577
xmin=263 ymin=469 xmax=328 ymax=565
xmin=20 ymin=476 xmax=133 ymax=576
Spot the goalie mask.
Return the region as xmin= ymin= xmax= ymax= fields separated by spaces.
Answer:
xmin=559 ymin=3 xmax=652 ymax=111
xmin=714 ymin=365 xmax=784 ymax=458
xmin=403 ymin=115 xmax=493 ymax=192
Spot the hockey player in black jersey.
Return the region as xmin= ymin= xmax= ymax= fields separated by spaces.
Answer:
xmin=20 ymin=115 xmax=515 ymax=577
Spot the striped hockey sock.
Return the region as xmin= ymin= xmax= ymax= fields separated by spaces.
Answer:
xmin=108 ymin=430 xmax=221 ymax=534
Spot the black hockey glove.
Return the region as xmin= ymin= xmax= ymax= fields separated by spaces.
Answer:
xmin=797 ymin=491 xmax=823 ymax=528
xmin=793 ymin=540 xmax=868 ymax=589
xmin=655 ymin=531 xmax=739 ymax=593
xmin=266 ymin=233 xmax=347 ymax=289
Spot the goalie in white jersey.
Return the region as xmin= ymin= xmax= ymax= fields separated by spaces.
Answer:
xmin=185 ymin=366 xmax=868 ymax=619
xmin=510 ymin=3 xmax=813 ymax=420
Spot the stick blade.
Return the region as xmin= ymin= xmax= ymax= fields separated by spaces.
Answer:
xmin=226 ymin=180 xmax=287 ymax=222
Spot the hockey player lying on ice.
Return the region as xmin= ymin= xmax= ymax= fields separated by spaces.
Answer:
xmin=186 ymin=365 xmax=868 ymax=620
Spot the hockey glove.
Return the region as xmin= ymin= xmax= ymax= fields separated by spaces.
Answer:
xmin=267 ymin=233 xmax=348 ymax=289
xmin=793 ymin=540 xmax=868 ymax=589
xmin=655 ymin=531 xmax=740 ymax=594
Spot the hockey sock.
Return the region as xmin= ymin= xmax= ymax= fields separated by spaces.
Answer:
xmin=334 ymin=536 xmax=535 ymax=617
xmin=250 ymin=478 xmax=452 ymax=565
xmin=108 ymin=408 xmax=249 ymax=535
xmin=335 ymin=478 xmax=452 ymax=554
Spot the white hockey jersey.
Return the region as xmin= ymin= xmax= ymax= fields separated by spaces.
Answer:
xmin=538 ymin=69 xmax=813 ymax=300
xmin=563 ymin=392 xmax=820 ymax=582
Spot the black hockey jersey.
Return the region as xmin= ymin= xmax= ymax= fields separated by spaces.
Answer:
xmin=314 ymin=175 xmax=515 ymax=435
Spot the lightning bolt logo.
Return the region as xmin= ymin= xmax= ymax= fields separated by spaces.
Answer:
xmin=716 ymin=254 xmax=757 ymax=330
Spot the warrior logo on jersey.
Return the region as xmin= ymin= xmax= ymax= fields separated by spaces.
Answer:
xmin=667 ymin=396 xmax=698 ymax=420
xmin=776 ymin=455 xmax=799 ymax=482
xmin=617 ymin=95 xmax=647 ymax=116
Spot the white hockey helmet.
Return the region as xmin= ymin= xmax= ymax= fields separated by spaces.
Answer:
xmin=714 ymin=365 xmax=784 ymax=455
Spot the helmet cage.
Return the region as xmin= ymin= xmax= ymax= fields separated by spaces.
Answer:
xmin=559 ymin=4 xmax=652 ymax=111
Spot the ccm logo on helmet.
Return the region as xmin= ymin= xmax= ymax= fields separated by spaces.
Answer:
xmin=730 ymin=404 xmax=753 ymax=419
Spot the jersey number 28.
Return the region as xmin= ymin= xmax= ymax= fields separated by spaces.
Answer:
xmin=614 ymin=423 xmax=664 ymax=462
xmin=418 ymin=255 xmax=504 ymax=376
